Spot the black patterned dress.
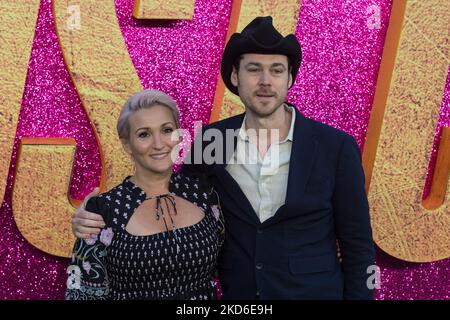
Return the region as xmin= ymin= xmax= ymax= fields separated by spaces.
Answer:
xmin=65 ymin=172 xmax=224 ymax=300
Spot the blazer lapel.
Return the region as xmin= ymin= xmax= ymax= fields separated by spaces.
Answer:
xmin=263 ymin=107 xmax=319 ymax=227
xmin=285 ymin=109 xmax=318 ymax=207
xmin=211 ymin=113 xmax=261 ymax=225
xmin=214 ymin=168 xmax=261 ymax=225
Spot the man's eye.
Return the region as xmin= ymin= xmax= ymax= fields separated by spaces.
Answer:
xmin=273 ymin=69 xmax=284 ymax=74
xmin=247 ymin=68 xmax=259 ymax=72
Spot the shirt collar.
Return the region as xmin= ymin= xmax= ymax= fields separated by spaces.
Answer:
xmin=283 ymin=104 xmax=296 ymax=143
xmin=238 ymin=104 xmax=296 ymax=143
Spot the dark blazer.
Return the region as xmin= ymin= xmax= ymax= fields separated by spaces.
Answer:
xmin=182 ymin=104 xmax=375 ymax=300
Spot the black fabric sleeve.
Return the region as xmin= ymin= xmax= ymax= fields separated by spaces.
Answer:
xmin=65 ymin=196 xmax=111 ymax=300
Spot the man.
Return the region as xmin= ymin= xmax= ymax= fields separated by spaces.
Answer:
xmin=72 ymin=16 xmax=375 ymax=299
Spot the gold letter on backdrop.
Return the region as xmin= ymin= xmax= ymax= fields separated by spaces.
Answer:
xmin=12 ymin=138 xmax=77 ymax=257
xmin=0 ymin=2 xmax=40 ymax=204
xmin=13 ymin=0 xmax=143 ymax=257
xmin=53 ymin=0 xmax=142 ymax=192
xmin=133 ymin=0 xmax=195 ymax=20
xmin=209 ymin=0 xmax=302 ymax=122
xmin=364 ymin=0 xmax=449 ymax=262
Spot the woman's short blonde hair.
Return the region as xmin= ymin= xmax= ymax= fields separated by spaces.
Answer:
xmin=117 ymin=89 xmax=180 ymax=140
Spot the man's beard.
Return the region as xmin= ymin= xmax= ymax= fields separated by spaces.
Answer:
xmin=245 ymin=92 xmax=284 ymax=118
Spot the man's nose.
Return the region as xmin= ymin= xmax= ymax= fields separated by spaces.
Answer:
xmin=259 ymin=70 xmax=271 ymax=86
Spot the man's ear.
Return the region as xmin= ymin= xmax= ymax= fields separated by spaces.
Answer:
xmin=231 ymin=66 xmax=239 ymax=87
xmin=288 ymin=70 xmax=293 ymax=87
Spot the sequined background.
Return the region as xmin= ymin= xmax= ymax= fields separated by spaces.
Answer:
xmin=0 ymin=0 xmax=448 ymax=299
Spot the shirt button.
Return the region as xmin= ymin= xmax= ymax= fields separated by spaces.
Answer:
xmin=257 ymin=229 xmax=263 ymax=234
xmin=256 ymin=263 xmax=263 ymax=270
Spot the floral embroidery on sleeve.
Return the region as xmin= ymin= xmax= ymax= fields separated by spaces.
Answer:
xmin=65 ymin=228 xmax=113 ymax=300
xmin=65 ymin=195 xmax=114 ymax=300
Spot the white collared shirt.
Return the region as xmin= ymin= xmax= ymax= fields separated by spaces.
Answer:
xmin=226 ymin=104 xmax=295 ymax=223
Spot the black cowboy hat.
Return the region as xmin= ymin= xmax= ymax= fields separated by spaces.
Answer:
xmin=221 ymin=16 xmax=302 ymax=95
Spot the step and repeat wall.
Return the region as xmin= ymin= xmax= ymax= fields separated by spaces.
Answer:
xmin=0 ymin=0 xmax=448 ymax=299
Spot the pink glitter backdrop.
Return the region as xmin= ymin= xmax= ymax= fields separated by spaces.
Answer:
xmin=0 ymin=0 xmax=448 ymax=299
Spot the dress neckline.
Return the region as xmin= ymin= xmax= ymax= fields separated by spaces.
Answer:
xmin=118 ymin=213 xmax=208 ymax=239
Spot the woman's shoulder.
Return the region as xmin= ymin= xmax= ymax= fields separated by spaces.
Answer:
xmin=171 ymin=171 xmax=221 ymax=214
xmin=173 ymin=171 xmax=213 ymax=194
xmin=85 ymin=177 xmax=140 ymax=211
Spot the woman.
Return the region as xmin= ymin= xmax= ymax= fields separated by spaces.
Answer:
xmin=65 ymin=90 xmax=224 ymax=300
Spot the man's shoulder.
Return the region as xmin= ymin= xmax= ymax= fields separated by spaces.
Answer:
xmin=300 ymin=113 xmax=355 ymax=144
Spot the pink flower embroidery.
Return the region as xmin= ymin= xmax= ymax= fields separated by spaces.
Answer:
xmin=85 ymin=234 xmax=97 ymax=245
xmin=100 ymin=227 xmax=113 ymax=246
xmin=211 ymin=205 xmax=221 ymax=220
